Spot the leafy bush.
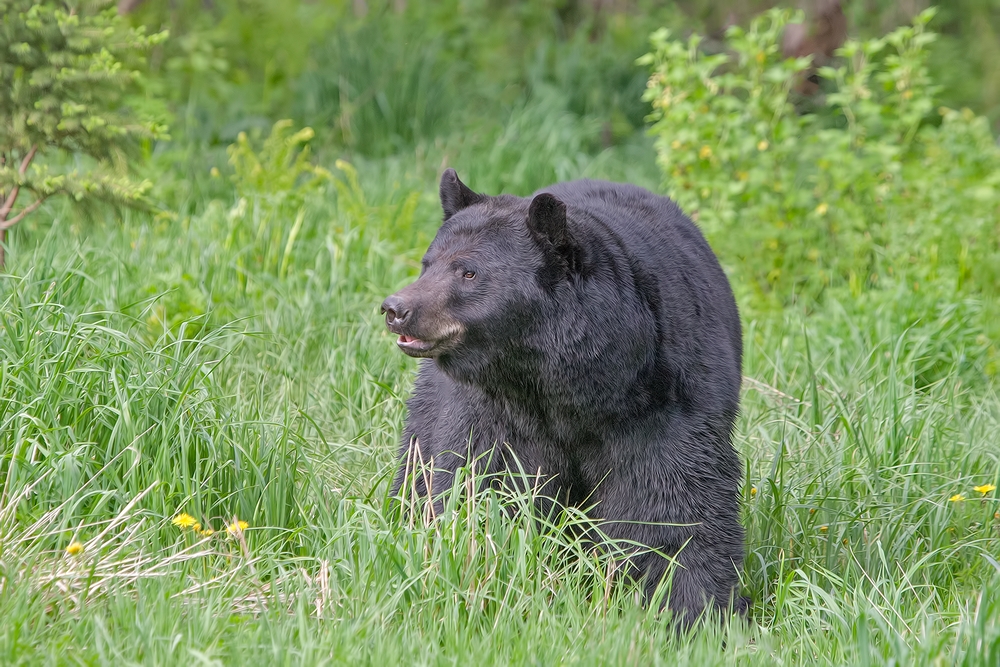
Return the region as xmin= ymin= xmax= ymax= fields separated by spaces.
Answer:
xmin=221 ymin=120 xmax=333 ymax=283
xmin=640 ymin=8 xmax=1000 ymax=320
xmin=0 ymin=0 xmax=169 ymax=267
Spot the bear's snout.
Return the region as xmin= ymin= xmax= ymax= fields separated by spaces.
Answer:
xmin=381 ymin=294 xmax=410 ymax=331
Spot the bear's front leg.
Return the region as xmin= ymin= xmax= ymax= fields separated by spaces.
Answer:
xmin=389 ymin=431 xmax=471 ymax=506
xmin=586 ymin=419 xmax=745 ymax=628
xmin=615 ymin=530 xmax=745 ymax=629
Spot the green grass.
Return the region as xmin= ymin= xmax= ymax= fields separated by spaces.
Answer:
xmin=1 ymin=143 xmax=997 ymax=665
xmin=2 ymin=7 xmax=1000 ymax=659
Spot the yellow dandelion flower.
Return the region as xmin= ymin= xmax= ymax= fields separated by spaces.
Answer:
xmin=172 ymin=513 xmax=197 ymax=529
xmin=66 ymin=541 xmax=84 ymax=556
xmin=973 ymin=484 xmax=996 ymax=495
xmin=699 ymin=145 xmax=713 ymax=160
xmin=757 ymin=140 xmax=769 ymax=151
xmin=815 ymin=203 xmax=829 ymax=216
xmin=199 ymin=528 xmax=215 ymax=537
xmin=949 ymin=494 xmax=965 ymax=503
xmin=819 ymin=525 xmax=828 ymax=533
xmin=192 ymin=522 xmax=202 ymax=533
xmin=750 ymin=486 xmax=757 ymax=497
xmin=227 ymin=520 xmax=249 ymax=535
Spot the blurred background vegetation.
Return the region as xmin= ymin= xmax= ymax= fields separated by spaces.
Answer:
xmin=122 ymin=0 xmax=1000 ymax=150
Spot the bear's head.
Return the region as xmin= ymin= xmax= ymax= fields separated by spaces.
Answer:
xmin=381 ymin=169 xmax=582 ymax=381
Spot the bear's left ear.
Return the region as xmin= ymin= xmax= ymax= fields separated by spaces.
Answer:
xmin=527 ymin=192 xmax=581 ymax=274
xmin=440 ymin=169 xmax=484 ymax=221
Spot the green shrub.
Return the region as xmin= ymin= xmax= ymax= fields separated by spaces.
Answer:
xmin=0 ymin=0 xmax=169 ymax=267
xmin=640 ymin=8 xmax=1000 ymax=320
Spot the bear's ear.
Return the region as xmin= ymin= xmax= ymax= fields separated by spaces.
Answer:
xmin=440 ymin=169 xmax=484 ymax=221
xmin=527 ymin=192 xmax=581 ymax=275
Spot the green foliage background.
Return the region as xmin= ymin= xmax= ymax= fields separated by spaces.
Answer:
xmin=0 ymin=1 xmax=999 ymax=664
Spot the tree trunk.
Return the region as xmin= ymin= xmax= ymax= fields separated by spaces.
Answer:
xmin=0 ymin=145 xmax=39 ymax=269
xmin=118 ymin=0 xmax=147 ymax=14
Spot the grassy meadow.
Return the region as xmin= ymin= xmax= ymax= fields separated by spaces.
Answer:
xmin=1 ymin=2 xmax=999 ymax=664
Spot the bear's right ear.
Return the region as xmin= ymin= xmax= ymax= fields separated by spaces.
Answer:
xmin=527 ymin=192 xmax=581 ymax=276
xmin=440 ymin=169 xmax=484 ymax=221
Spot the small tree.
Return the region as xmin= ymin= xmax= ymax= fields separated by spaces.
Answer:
xmin=0 ymin=0 xmax=168 ymax=268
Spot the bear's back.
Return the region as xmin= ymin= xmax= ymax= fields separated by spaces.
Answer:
xmin=536 ymin=179 xmax=743 ymax=410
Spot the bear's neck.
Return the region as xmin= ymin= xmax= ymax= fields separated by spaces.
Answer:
xmin=440 ymin=339 xmax=662 ymax=444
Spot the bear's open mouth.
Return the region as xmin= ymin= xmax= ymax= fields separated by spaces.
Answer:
xmin=397 ymin=335 xmax=437 ymax=356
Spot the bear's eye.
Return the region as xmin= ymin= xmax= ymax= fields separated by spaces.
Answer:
xmin=463 ymin=270 xmax=477 ymax=280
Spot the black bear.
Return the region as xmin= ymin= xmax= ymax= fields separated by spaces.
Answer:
xmin=382 ymin=169 xmax=745 ymax=626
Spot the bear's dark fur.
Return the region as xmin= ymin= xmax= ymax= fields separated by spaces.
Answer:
xmin=382 ymin=169 xmax=745 ymax=626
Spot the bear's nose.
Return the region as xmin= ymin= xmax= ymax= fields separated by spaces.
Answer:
xmin=381 ymin=294 xmax=410 ymax=328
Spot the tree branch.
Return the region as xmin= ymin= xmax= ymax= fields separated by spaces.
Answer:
xmin=0 ymin=195 xmax=50 ymax=230
xmin=18 ymin=145 xmax=38 ymax=175
xmin=0 ymin=145 xmax=39 ymax=223
xmin=0 ymin=186 xmax=19 ymax=221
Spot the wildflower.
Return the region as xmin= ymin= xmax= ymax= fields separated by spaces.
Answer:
xmin=172 ymin=513 xmax=198 ymax=529
xmin=750 ymin=487 xmax=757 ymax=497
xmin=192 ymin=522 xmax=202 ymax=533
xmin=815 ymin=203 xmax=829 ymax=216
xmin=66 ymin=541 xmax=84 ymax=556
xmin=699 ymin=145 xmax=713 ymax=160
xmin=199 ymin=528 xmax=215 ymax=537
xmin=819 ymin=525 xmax=828 ymax=533
xmin=973 ymin=484 xmax=996 ymax=495
xmin=757 ymin=140 xmax=769 ymax=151
xmin=227 ymin=520 xmax=249 ymax=535
xmin=949 ymin=494 xmax=965 ymax=503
